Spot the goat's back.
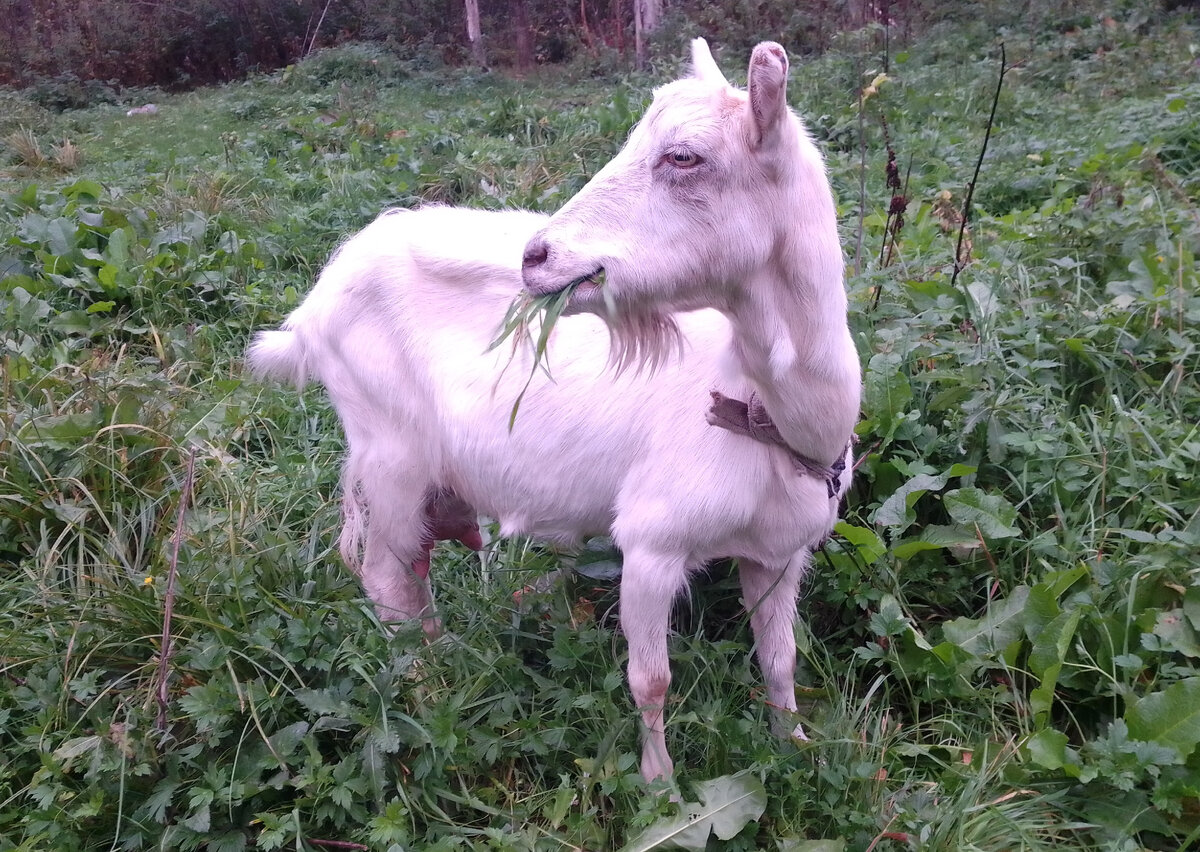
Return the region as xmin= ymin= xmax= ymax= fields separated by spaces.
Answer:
xmin=248 ymin=207 xmax=545 ymax=396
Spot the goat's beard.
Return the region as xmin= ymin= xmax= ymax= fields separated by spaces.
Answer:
xmin=605 ymin=305 xmax=683 ymax=374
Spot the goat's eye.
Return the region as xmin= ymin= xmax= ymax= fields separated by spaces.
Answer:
xmin=665 ymin=150 xmax=702 ymax=169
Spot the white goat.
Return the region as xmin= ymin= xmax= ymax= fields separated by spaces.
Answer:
xmin=248 ymin=39 xmax=861 ymax=782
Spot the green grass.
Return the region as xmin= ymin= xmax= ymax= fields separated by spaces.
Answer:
xmin=2 ymin=10 xmax=1199 ymax=850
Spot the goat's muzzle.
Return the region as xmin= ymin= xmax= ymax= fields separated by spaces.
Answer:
xmin=522 ymin=237 xmax=549 ymax=270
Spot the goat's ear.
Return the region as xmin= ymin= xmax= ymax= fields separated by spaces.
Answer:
xmin=690 ymin=38 xmax=728 ymax=86
xmin=746 ymin=41 xmax=789 ymax=148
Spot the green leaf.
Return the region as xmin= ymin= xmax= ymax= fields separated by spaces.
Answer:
xmin=1039 ymin=565 xmax=1089 ymax=599
xmin=873 ymin=463 xmax=975 ymax=531
xmin=1025 ymin=728 xmax=1071 ymax=771
xmin=142 ymin=778 xmax=179 ymax=824
xmin=620 ymin=772 xmax=766 ymax=851
xmin=1022 ymin=585 xmax=1061 ymax=642
xmin=891 ymin=523 xmax=978 ymax=559
xmin=17 ymin=211 xmax=50 ymax=244
xmin=182 ymin=802 xmax=211 ymax=833
xmin=576 ymin=536 xmax=623 ymax=581
xmin=1184 ymin=586 xmax=1200 ymax=632
xmin=295 ymin=688 xmax=350 ymax=716
xmin=1152 ymin=609 xmax=1200 ymax=658
xmin=864 ymin=352 xmax=913 ymax=440
xmin=47 ymin=500 xmax=88 ymax=524
xmin=1029 ymin=603 xmax=1082 ymax=722
xmin=106 ymin=227 xmax=131 ymax=266
xmin=835 ymin=521 xmax=885 ymax=562
xmin=966 ymin=280 xmax=1000 ymax=321
xmin=1030 ymin=609 xmax=1081 ymax=677
xmin=869 ymin=594 xmax=910 ymax=638
xmin=268 ymin=721 xmax=309 ymax=757
xmin=1112 ymin=527 xmax=1156 ymax=543
xmin=1029 ymin=661 xmax=1064 ymax=726
xmin=98 ymin=263 xmax=118 ymax=289
xmin=1126 ymin=678 xmax=1200 ymax=758
xmin=942 ymin=586 xmax=1030 ymax=658
xmin=46 ymin=216 xmax=80 ymax=257
xmin=65 ymin=178 xmax=104 ymax=201
xmin=777 ymin=841 xmax=846 ymax=852
xmin=942 ymin=487 xmax=1019 ymax=538
xmin=53 ymin=734 xmax=102 ymax=762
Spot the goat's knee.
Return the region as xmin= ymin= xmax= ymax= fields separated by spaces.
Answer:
xmin=627 ymin=660 xmax=671 ymax=717
xmin=758 ymin=641 xmax=799 ymax=709
xmin=361 ymin=566 xmax=430 ymax=616
xmin=628 ymin=661 xmax=673 ymax=781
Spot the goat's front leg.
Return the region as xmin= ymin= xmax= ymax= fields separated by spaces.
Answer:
xmin=620 ymin=548 xmax=690 ymax=781
xmin=739 ymin=554 xmax=808 ymax=740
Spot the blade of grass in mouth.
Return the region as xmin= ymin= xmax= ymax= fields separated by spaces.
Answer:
xmin=489 ymin=271 xmax=612 ymax=428
xmin=489 ymin=281 xmax=579 ymax=430
xmin=488 ymin=280 xmax=578 ymax=353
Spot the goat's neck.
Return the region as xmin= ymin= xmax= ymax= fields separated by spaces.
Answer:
xmin=724 ymin=239 xmax=858 ymax=467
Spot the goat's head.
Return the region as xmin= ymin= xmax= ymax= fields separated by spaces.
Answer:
xmin=522 ymin=38 xmax=822 ymax=366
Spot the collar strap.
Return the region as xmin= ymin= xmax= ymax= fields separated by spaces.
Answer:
xmin=706 ymin=390 xmax=848 ymax=499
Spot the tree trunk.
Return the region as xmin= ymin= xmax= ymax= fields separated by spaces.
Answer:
xmin=579 ymin=0 xmax=595 ymax=54
xmin=633 ymin=0 xmax=660 ymax=70
xmin=846 ymin=0 xmax=868 ymax=28
xmin=510 ymin=0 xmax=532 ymax=71
xmin=465 ymin=0 xmax=484 ymax=67
xmin=612 ymin=0 xmax=625 ymax=55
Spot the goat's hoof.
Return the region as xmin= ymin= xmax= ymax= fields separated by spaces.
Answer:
xmin=641 ymin=772 xmax=681 ymax=804
xmin=640 ymin=754 xmax=675 ymax=785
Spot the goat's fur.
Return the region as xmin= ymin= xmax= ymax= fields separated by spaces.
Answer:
xmin=248 ymin=39 xmax=861 ymax=782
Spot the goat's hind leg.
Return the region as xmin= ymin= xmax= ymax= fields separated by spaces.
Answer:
xmin=739 ymin=553 xmax=809 ymax=741
xmin=341 ymin=448 xmax=442 ymax=638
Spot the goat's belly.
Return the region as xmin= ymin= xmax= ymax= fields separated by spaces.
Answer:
xmin=446 ymin=451 xmax=624 ymax=544
xmin=437 ymin=406 xmax=636 ymax=544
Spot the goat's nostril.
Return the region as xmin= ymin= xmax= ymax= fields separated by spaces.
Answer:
xmin=522 ymin=240 xmax=549 ymax=269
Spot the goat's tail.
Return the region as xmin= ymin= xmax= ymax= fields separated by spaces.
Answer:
xmin=245 ymin=328 xmax=309 ymax=389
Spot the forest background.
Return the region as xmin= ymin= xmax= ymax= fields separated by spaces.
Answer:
xmin=0 ymin=0 xmax=1162 ymax=91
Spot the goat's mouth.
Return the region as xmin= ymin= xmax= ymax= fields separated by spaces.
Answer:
xmin=558 ymin=268 xmax=611 ymax=316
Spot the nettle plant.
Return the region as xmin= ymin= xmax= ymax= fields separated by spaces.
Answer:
xmin=815 ymin=24 xmax=1200 ymax=836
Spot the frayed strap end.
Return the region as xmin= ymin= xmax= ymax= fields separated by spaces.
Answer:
xmin=706 ymin=390 xmax=751 ymax=433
